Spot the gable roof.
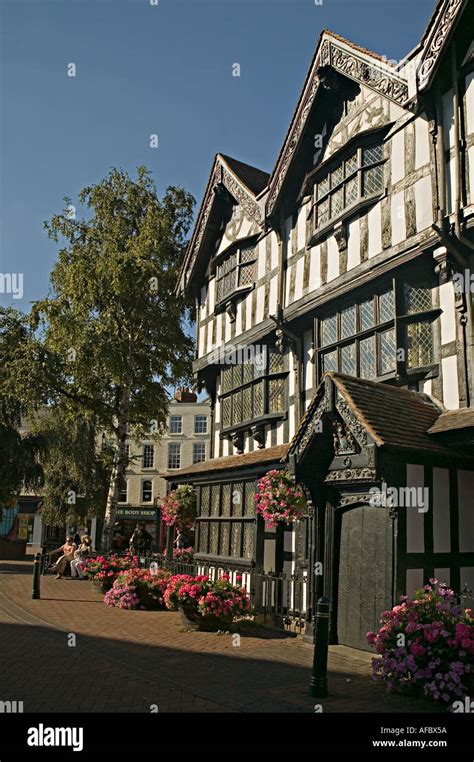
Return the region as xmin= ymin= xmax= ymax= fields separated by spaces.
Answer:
xmin=178 ymin=153 xmax=268 ymax=294
xmin=219 ymin=154 xmax=269 ymax=196
xmin=288 ymin=372 xmax=452 ymax=459
xmin=265 ymin=29 xmax=410 ymax=218
xmin=417 ymin=0 xmax=469 ymax=91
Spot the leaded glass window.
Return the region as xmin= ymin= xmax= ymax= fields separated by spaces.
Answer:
xmin=197 ymin=480 xmax=257 ymax=561
xmin=216 ymin=243 xmax=257 ymax=304
xmin=404 ymin=283 xmax=432 ymax=315
xmin=341 ymin=342 xmax=356 ymax=375
xmin=243 ymin=523 xmax=254 ymax=560
xmin=360 ymin=335 xmax=376 ymax=379
xmin=219 ymin=345 xmax=288 ymax=431
xmin=200 ymin=486 xmax=210 ymax=517
xmin=379 ymin=329 xmax=396 ymax=374
xmin=317 ymin=274 xmax=436 ymax=382
xmin=407 ymin=322 xmax=434 ymax=368
xmin=314 ymin=139 xmax=384 ymax=230
xmin=341 ymin=304 xmax=356 ymax=339
xmin=244 ymin=482 xmax=256 ymax=516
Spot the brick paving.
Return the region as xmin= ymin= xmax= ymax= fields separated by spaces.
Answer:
xmin=0 ymin=559 xmax=441 ymax=714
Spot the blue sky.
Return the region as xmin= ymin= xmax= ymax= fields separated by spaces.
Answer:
xmin=0 ymin=0 xmax=436 ymax=309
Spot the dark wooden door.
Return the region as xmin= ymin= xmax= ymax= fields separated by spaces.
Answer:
xmin=337 ymin=504 xmax=393 ymax=651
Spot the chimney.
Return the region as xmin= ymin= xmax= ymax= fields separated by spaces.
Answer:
xmin=174 ymin=386 xmax=197 ymax=403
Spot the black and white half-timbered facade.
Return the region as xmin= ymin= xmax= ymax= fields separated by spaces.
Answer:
xmin=168 ymin=0 xmax=474 ymax=650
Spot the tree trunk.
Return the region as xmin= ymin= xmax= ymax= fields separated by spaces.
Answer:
xmin=100 ymin=384 xmax=131 ymax=550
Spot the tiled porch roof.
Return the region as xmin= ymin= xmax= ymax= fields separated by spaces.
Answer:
xmin=165 ymin=444 xmax=289 ymax=480
xmin=289 ymin=372 xmax=455 ymax=457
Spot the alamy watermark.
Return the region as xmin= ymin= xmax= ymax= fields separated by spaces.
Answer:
xmin=0 ymin=273 xmax=23 ymax=299
xmin=369 ymin=484 xmax=429 ymax=513
xmin=209 ymin=343 xmax=267 ymax=372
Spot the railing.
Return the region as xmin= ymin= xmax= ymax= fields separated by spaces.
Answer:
xmin=141 ymin=554 xmax=309 ymax=629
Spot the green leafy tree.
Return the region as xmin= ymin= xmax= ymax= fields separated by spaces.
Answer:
xmin=1 ymin=167 xmax=195 ymax=547
xmin=33 ymin=406 xmax=113 ymax=528
xmin=0 ymin=309 xmax=44 ymax=512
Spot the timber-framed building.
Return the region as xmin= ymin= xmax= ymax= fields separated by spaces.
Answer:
xmin=168 ymin=0 xmax=474 ymax=649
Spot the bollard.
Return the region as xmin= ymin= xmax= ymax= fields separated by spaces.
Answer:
xmin=310 ymin=596 xmax=330 ymax=698
xmin=32 ymin=553 xmax=41 ymax=599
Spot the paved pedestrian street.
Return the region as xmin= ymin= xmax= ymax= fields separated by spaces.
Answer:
xmin=0 ymin=561 xmax=441 ymax=714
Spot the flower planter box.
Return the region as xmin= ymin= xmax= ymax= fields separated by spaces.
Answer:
xmin=178 ymin=604 xmax=232 ymax=632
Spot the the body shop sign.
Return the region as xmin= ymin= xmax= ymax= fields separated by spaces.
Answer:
xmin=115 ymin=508 xmax=158 ymax=521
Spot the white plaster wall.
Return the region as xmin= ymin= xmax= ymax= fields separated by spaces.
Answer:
xmin=441 ymin=355 xmax=459 ymax=410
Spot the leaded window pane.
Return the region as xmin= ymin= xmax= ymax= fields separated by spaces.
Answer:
xmin=340 ymin=342 xmax=356 ymax=375
xmin=404 ymin=283 xmax=432 ymax=314
xmin=220 ymin=522 xmax=230 ymax=557
xmin=269 ymin=377 xmax=286 ymax=414
xmin=345 ymin=174 xmax=358 ymax=206
xmin=363 ymin=144 xmax=383 ymax=166
xmin=221 ymin=367 xmax=233 ymax=394
xmin=232 ymin=390 xmax=242 ymax=425
xmin=379 ymin=329 xmax=396 ymax=374
xmin=317 ymin=176 xmax=329 ymax=199
xmin=360 ymin=297 xmax=375 ymax=331
xmin=269 ymin=348 xmax=286 ymax=373
xmin=242 ymin=360 xmax=253 ymax=384
xmin=240 ymin=245 xmax=256 ymax=264
xmin=330 ymin=187 xmax=344 ymax=217
xmin=321 ymin=314 xmax=338 ymax=346
xmin=243 ymin=523 xmax=254 ymax=560
xmin=317 ymin=198 xmax=329 ymax=227
xmin=341 ymin=303 xmax=356 ymax=339
xmin=200 ymin=486 xmax=210 ymax=517
xmin=239 ymin=263 xmax=254 ymax=286
xmin=210 ymin=485 xmax=220 ymax=517
xmin=221 ymin=483 xmax=232 ymax=516
xmin=198 ymin=522 xmax=208 ymax=554
xmin=254 ymin=347 xmax=267 ymax=377
xmin=242 ymin=385 xmax=252 ymax=422
xmin=244 ymin=482 xmax=256 ymax=516
xmin=232 ymin=483 xmax=243 ymax=517
xmin=230 ymin=523 xmax=242 ymax=558
xmin=322 ymin=350 xmax=338 ymax=374
xmin=253 ymin=381 xmax=264 ymax=417
xmin=359 ymin=335 xmax=376 ymax=379
xmin=209 ymin=523 xmax=219 ymax=555
xmin=379 ymin=289 xmax=395 ymax=324
xmin=345 ymin=152 xmax=358 ymax=176
xmin=222 ymin=396 xmax=232 ymax=427
xmin=232 ymin=364 xmax=243 ymax=387
xmin=407 ymin=322 xmax=434 ymax=368
xmin=363 ymin=164 xmax=384 ymax=195
xmin=331 ymin=164 xmax=344 ymax=188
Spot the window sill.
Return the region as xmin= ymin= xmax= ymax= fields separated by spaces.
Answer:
xmin=307 ymin=191 xmax=386 ymax=248
xmin=214 ymin=284 xmax=254 ymax=315
xmin=220 ymin=411 xmax=287 ymax=437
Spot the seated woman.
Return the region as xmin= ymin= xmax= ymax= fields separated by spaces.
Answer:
xmin=70 ymin=536 xmax=93 ymax=580
xmin=50 ymin=536 xmax=77 ymax=579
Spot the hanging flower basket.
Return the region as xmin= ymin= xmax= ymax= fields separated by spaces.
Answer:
xmin=160 ymin=485 xmax=196 ymax=531
xmin=254 ymin=469 xmax=307 ymax=528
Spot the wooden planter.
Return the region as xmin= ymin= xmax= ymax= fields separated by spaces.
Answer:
xmin=178 ymin=604 xmax=232 ymax=632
